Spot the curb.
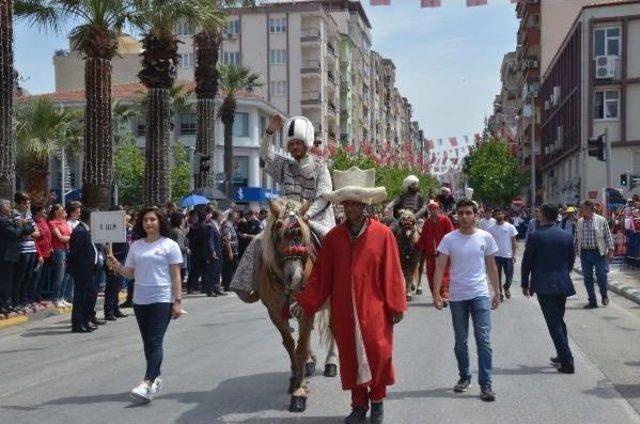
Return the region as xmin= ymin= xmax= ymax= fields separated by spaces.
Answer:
xmin=0 ymin=292 xmax=127 ymax=332
xmin=574 ymin=267 xmax=640 ymax=306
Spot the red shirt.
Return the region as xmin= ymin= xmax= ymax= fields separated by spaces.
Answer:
xmin=49 ymin=219 xmax=72 ymax=251
xmin=417 ymin=214 xmax=455 ymax=256
xmin=34 ymin=217 xmax=52 ymax=259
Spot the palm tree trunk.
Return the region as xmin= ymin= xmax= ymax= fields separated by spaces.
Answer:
xmin=222 ymin=112 xmax=235 ymax=201
xmin=83 ymin=57 xmax=113 ymax=209
xmin=0 ymin=0 xmax=15 ymax=198
xmin=195 ymin=99 xmax=216 ymax=188
xmin=194 ymin=30 xmax=221 ymax=190
xmin=144 ymin=88 xmax=171 ymax=205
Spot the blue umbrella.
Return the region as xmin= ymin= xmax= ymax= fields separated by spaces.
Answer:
xmin=181 ymin=194 xmax=210 ymax=207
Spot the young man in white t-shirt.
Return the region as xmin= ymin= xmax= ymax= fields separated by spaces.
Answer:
xmin=433 ymin=199 xmax=500 ymax=402
xmin=486 ymin=209 xmax=518 ymax=301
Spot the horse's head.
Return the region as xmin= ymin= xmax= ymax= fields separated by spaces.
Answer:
xmin=263 ymin=199 xmax=313 ymax=294
xmin=398 ymin=209 xmax=417 ymax=234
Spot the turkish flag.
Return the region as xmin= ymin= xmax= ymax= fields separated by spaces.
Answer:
xmin=466 ymin=0 xmax=488 ymax=6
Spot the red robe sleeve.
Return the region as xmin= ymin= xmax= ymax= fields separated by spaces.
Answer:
xmin=381 ymin=230 xmax=408 ymax=315
xmin=296 ymin=236 xmax=333 ymax=315
xmin=444 ymin=215 xmax=455 ymax=233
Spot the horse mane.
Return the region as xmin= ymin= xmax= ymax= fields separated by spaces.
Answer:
xmin=262 ymin=199 xmax=313 ymax=273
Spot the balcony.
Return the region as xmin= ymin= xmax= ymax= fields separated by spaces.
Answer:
xmin=327 ymin=71 xmax=337 ymax=87
xmin=328 ymin=101 xmax=337 ymax=116
xmin=326 ymin=42 xmax=337 ymax=59
xmin=301 ymin=91 xmax=322 ymax=107
xmin=519 ymin=27 xmax=541 ymax=47
xmin=301 ymin=60 xmax=321 ymax=76
xmin=301 ymin=28 xmax=321 ymax=43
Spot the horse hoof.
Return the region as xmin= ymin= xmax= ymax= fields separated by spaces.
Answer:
xmin=324 ymin=363 xmax=337 ymax=377
xmin=305 ymin=361 xmax=316 ymax=377
xmin=416 ymin=289 xmax=423 ymax=295
xmin=288 ymin=377 xmax=298 ymax=394
xmin=289 ymin=395 xmax=307 ymax=413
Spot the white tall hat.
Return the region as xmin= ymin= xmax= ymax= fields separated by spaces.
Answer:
xmin=284 ymin=116 xmax=314 ymax=148
xmin=323 ymin=167 xmax=387 ymax=205
xmin=403 ymin=175 xmax=419 ymax=190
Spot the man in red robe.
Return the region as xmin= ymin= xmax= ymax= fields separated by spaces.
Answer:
xmin=416 ymin=200 xmax=455 ymax=306
xmin=295 ymin=167 xmax=407 ymax=424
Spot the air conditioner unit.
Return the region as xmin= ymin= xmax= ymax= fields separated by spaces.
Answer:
xmin=595 ymin=55 xmax=616 ymax=79
xmin=525 ymin=59 xmax=538 ymax=69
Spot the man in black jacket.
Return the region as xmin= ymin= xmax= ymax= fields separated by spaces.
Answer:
xmin=68 ymin=208 xmax=100 ymax=333
xmin=0 ymin=199 xmax=27 ymax=315
xmin=521 ymin=203 xmax=576 ymax=374
xmin=187 ymin=210 xmax=220 ymax=297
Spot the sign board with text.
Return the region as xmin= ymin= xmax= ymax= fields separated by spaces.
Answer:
xmin=90 ymin=211 xmax=127 ymax=244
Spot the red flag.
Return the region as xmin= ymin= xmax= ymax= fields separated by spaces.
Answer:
xmin=427 ymin=139 xmax=435 ymax=150
xmin=370 ymin=0 xmax=390 ymax=5
xmin=466 ymin=0 xmax=488 ymax=6
xmin=421 ymin=0 xmax=441 ymax=7
xmin=449 ymin=137 xmax=458 ymax=147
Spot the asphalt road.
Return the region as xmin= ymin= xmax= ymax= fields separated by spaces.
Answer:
xmin=1 ymin=255 xmax=640 ymax=423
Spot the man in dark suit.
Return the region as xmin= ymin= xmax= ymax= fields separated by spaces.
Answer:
xmin=521 ymin=203 xmax=576 ymax=374
xmin=207 ymin=209 xmax=226 ymax=296
xmin=0 ymin=199 xmax=27 ymax=315
xmin=187 ymin=210 xmax=220 ymax=297
xmin=67 ymin=208 xmax=99 ymax=333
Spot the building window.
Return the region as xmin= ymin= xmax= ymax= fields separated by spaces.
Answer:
xmin=594 ymin=89 xmax=620 ymax=120
xmin=178 ymin=53 xmax=194 ymax=68
xmin=269 ymin=49 xmax=287 ymax=65
xmin=222 ymin=51 xmax=241 ymax=65
xmin=594 ymin=27 xmax=621 ymax=57
xmin=227 ymin=20 xmax=241 ymax=36
xmin=269 ymin=17 xmax=287 ymax=33
xmin=233 ymin=112 xmax=249 ymax=137
xmin=180 ymin=112 xmax=197 ymax=135
xmin=136 ymin=115 xmax=146 ymax=137
xmin=260 ymin=116 xmax=267 ymax=135
xmin=175 ymin=21 xmax=196 ymax=36
xmin=270 ymin=80 xmax=287 ymax=97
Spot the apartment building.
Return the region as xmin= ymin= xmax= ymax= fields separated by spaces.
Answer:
xmin=540 ymin=1 xmax=640 ymax=204
xmin=487 ymin=52 xmax=519 ymax=150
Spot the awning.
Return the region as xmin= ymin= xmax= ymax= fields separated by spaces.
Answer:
xmin=235 ymin=187 xmax=283 ymax=202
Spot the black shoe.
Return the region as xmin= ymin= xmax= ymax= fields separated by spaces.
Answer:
xmin=120 ymin=300 xmax=133 ymax=308
xmin=91 ymin=318 xmax=106 ymax=326
xmin=104 ymin=314 xmax=117 ymax=321
xmin=345 ymin=406 xmax=367 ymax=424
xmin=114 ymin=311 xmax=129 ymax=318
xmin=71 ymin=326 xmax=91 ymax=333
xmin=480 ymin=384 xmax=496 ymax=401
xmin=499 ymin=294 xmax=504 ymax=302
xmin=214 ymin=290 xmax=228 ymax=296
xmin=454 ymin=378 xmax=471 ymax=393
xmin=602 ymin=297 xmax=609 ymax=306
xmin=583 ymin=303 xmax=598 ymax=309
xmin=504 ymin=286 xmax=511 ymax=299
xmin=550 ymin=356 xmax=561 ymax=367
xmin=84 ymin=323 xmax=98 ymax=331
xmin=370 ymin=402 xmax=384 ymax=424
xmin=557 ymin=363 xmax=575 ymax=374
xmin=206 ymin=292 xmax=217 ymax=297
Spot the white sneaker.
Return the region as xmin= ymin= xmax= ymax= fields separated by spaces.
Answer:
xmin=130 ymin=382 xmax=153 ymax=402
xmin=55 ymin=301 xmax=65 ymax=308
xmin=62 ymin=300 xmax=72 ymax=307
xmin=150 ymin=378 xmax=162 ymax=396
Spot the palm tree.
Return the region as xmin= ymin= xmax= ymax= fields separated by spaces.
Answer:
xmin=0 ymin=0 xmax=16 ymax=198
xmin=16 ymin=0 xmax=130 ymax=209
xmin=129 ymin=0 xmax=198 ymax=205
xmin=190 ymin=0 xmax=254 ymax=190
xmin=15 ymin=97 xmax=82 ymax=201
xmin=217 ymin=64 xmax=261 ymax=200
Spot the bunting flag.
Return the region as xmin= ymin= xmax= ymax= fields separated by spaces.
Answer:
xmin=370 ymin=0 xmax=391 ymax=5
xmin=466 ymin=0 xmax=488 ymax=6
xmin=449 ymin=137 xmax=458 ymax=147
xmin=420 ymin=0 xmax=441 ymax=7
xmin=427 ymin=139 xmax=435 ymax=150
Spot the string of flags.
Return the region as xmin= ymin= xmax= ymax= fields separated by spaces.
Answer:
xmin=370 ymin=0 xmax=519 ymax=7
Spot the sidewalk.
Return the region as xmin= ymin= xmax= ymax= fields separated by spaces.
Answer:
xmin=575 ymin=259 xmax=640 ymax=305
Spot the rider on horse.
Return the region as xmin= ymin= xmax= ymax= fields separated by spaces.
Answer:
xmin=230 ymin=114 xmax=335 ymax=299
xmin=384 ymin=175 xmax=427 ymax=220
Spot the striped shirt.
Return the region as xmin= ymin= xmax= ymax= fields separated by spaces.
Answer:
xmin=13 ymin=210 xmax=37 ymax=254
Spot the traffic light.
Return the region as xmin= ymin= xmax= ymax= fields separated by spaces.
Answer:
xmin=588 ymin=136 xmax=605 ymax=161
xmin=199 ymin=154 xmax=211 ymax=173
xmin=621 ymin=172 xmax=629 ymax=187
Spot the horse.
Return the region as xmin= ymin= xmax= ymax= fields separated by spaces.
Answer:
xmin=393 ymin=209 xmax=421 ymax=301
xmin=247 ymin=199 xmax=338 ymax=413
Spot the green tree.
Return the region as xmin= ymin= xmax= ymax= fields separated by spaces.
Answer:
xmin=170 ymin=142 xmax=190 ymax=203
xmin=463 ymin=138 xmax=528 ymax=206
xmin=113 ymin=141 xmax=144 ymax=206
xmin=217 ymin=64 xmax=262 ymax=199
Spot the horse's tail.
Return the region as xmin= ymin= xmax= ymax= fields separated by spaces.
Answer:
xmin=317 ymin=301 xmax=332 ymax=348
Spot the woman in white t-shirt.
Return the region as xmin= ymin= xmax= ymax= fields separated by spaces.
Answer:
xmin=107 ymin=206 xmax=183 ymax=403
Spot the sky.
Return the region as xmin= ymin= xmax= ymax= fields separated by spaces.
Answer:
xmin=13 ymin=0 xmax=519 ymax=142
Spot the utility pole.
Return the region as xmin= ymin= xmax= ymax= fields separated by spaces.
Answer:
xmin=530 ymin=93 xmax=536 ymax=207
xmin=604 ymin=127 xmax=611 ymax=189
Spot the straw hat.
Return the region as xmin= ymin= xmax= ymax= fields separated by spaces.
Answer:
xmin=323 ymin=167 xmax=387 ymax=205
